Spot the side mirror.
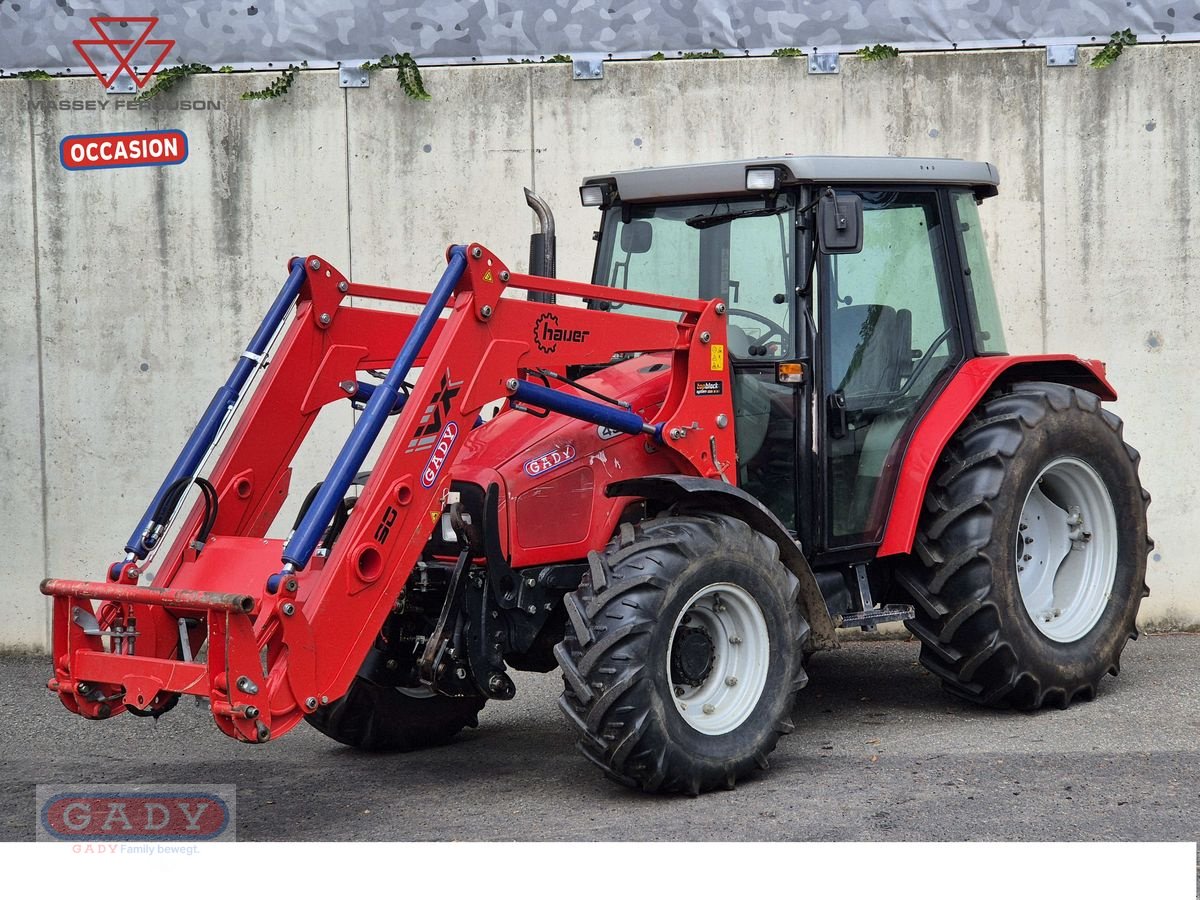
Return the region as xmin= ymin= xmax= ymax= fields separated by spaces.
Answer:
xmin=817 ymin=189 xmax=863 ymax=254
xmin=620 ymin=219 xmax=653 ymax=254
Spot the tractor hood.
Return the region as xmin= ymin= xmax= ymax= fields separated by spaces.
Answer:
xmin=449 ymin=353 xmax=678 ymax=567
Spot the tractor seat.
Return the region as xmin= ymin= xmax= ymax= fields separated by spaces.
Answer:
xmin=827 ymin=303 xmax=914 ymax=536
xmin=727 ymin=323 xmax=753 ymax=358
xmin=829 ymin=304 xmax=912 ymax=406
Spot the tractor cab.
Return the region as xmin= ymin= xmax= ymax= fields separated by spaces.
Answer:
xmin=581 ymin=157 xmax=1005 ymax=557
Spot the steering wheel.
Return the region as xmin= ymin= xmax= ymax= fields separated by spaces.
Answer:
xmin=727 ymin=308 xmax=789 ymax=356
xmin=894 ymin=327 xmax=953 ymax=402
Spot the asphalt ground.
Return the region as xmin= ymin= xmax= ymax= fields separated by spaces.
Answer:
xmin=2 ymin=634 xmax=1198 ymax=842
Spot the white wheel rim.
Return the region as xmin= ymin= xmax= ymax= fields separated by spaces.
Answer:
xmin=666 ymin=583 xmax=770 ymax=735
xmin=1016 ymin=457 xmax=1118 ymax=643
xmin=396 ymin=685 xmax=436 ymax=699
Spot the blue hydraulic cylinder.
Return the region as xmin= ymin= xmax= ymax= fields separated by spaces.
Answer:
xmin=124 ymin=259 xmax=309 ymax=559
xmin=509 ymin=379 xmax=660 ymax=439
xmin=280 ymin=246 xmax=469 ymax=572
xmin=348 ymin=381 xmax=407 ymax=414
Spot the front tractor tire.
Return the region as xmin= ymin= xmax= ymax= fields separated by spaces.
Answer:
xmin=555 ymin=513 xmax=809 ymax=795
xmin=307 ymin=680 xmax=485 ymax=752
xmin=900 ymin=382 xmax=1151 ymax=710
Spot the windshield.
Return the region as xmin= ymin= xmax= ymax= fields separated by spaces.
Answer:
xmin=594 ymin=196 xmax=795 ymax=359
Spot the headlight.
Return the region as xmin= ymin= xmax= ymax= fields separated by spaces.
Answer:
xmin=745 ymin=167 xmax=780 ymax=191
xmin=580 ymin=183 xmax=611 ymax=207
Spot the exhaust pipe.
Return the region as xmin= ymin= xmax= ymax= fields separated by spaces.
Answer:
xmin=524 ymin=188 xmax=556 ymax=304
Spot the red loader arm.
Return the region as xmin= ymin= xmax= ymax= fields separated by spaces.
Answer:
xmin=41 ymin=244 xmax=736 ymax=743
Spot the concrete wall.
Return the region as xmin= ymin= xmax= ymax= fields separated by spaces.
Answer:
xmin=0 ymin=46 xmax=1195 ymax=649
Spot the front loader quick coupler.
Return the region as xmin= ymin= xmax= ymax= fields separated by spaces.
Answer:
xmin=40 ymin=578 xmax=281 ymax=739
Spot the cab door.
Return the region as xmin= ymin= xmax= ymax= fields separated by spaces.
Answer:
xmin=593 ymin=194 xmax=807 ymax=533
xmin=696 ymin=197 xmax=802 ymax=533
xmin=817 ymin=189 xmax=965 ymax=550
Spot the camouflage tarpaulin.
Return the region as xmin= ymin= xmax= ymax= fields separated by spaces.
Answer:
xmin=1 ymin=1 xmax=1197 ymax=74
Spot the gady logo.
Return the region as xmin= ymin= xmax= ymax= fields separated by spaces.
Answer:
xmin=37 ymin=785 xmax=234 ymax=842
xmin=74 ymin=17 xmax=175 ymax=90
xmin=533 ymin=312 xmax=590 ymax=354
xmin=523 ymin=444 xmax=577 ymax=478
xmin=421 ymin=421 xmax=459 ymax=488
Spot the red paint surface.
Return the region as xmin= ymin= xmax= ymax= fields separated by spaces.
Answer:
xmin=877 ymin=354 xmax=1115 ymax=557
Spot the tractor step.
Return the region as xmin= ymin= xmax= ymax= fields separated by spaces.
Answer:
xmin=838 ymin=604 xmax=915 ymax=631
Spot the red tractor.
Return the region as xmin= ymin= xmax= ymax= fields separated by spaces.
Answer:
xmin=42 ymin=156 xmax=1151 ymax=794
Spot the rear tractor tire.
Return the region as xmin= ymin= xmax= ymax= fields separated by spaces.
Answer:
xmin=900 ymin=382 xmax=1151 ymax=710
xmin=555 ymin=513 xmax=809 ymax=795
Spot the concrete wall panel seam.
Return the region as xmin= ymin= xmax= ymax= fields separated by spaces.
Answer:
xmin=27 ymin=81 xmax=52 ymax=650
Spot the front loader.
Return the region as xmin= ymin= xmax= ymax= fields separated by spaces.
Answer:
xmin=42 ymin=156 xmax=1151 ymax=794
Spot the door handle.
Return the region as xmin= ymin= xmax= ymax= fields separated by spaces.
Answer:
xmin=828 ymin=391 xmax=848 ymax=439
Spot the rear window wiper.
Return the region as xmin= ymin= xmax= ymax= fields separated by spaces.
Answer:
xmin=686 ymin=205 xmax=784 ymax=229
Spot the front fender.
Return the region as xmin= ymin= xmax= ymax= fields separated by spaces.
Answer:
xmin=877 ymin=354 xmax=1116 ymax=557
xmin=607 ymin=474 xmax=838 ymax=650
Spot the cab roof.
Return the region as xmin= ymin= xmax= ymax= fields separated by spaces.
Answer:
xmin=583 ymin=155 xmax=1000 ymax=202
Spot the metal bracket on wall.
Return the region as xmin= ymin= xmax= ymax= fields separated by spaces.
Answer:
xmin=105 ymin=72 xmax=137 ymax=94
xmin=808 ymin=52 xmax=839 ymax=75
xmin=339 ymin=63 xmax=370 ymax=88
xmin=1046 ymin=45 xmax=1078 ymax=67
xmin=572 ymin=57 xmax=604 ymax=80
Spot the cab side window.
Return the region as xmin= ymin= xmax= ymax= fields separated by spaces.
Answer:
xmin=821 ymin=190 xmax=962 ymax=543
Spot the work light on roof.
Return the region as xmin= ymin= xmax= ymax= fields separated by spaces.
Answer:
xmin=579 ymin=184 xmax=610 ymax=207
xmin=745 ymin=167 xmax=780 ymax=191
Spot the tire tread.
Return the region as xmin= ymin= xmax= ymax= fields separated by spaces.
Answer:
xmin=900 ymin=382 xmax=1151 ymax=710
xmin=556 ymin=513 xmax=807 ymax=794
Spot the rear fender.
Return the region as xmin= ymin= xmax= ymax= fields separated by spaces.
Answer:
xmin=877 ymin=354 xmax=1116 ymax=557
xmin=607 ymin=475 xmax=838 ymax=650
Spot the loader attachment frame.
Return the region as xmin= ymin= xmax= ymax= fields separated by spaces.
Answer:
xmin=41 ymin=243 xmax=736 ymax=743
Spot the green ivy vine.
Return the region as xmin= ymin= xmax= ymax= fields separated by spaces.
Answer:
xmin=362 ymin=53 xmax=429 ymax=100
xmin=240 ymin=65 xmax=300 ymax=100
xmin=2 ymin=33 xmax=1143 ymax=104
xmin=506 ymin=54 xmax=572 ymax=64
xmin=138 ymin=63 xmax=216 ymax=100
xmin=856 ymin=44 xmax=900 ymax=60
xmin=1091 ymin=29 xmax=1137 ymax=68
